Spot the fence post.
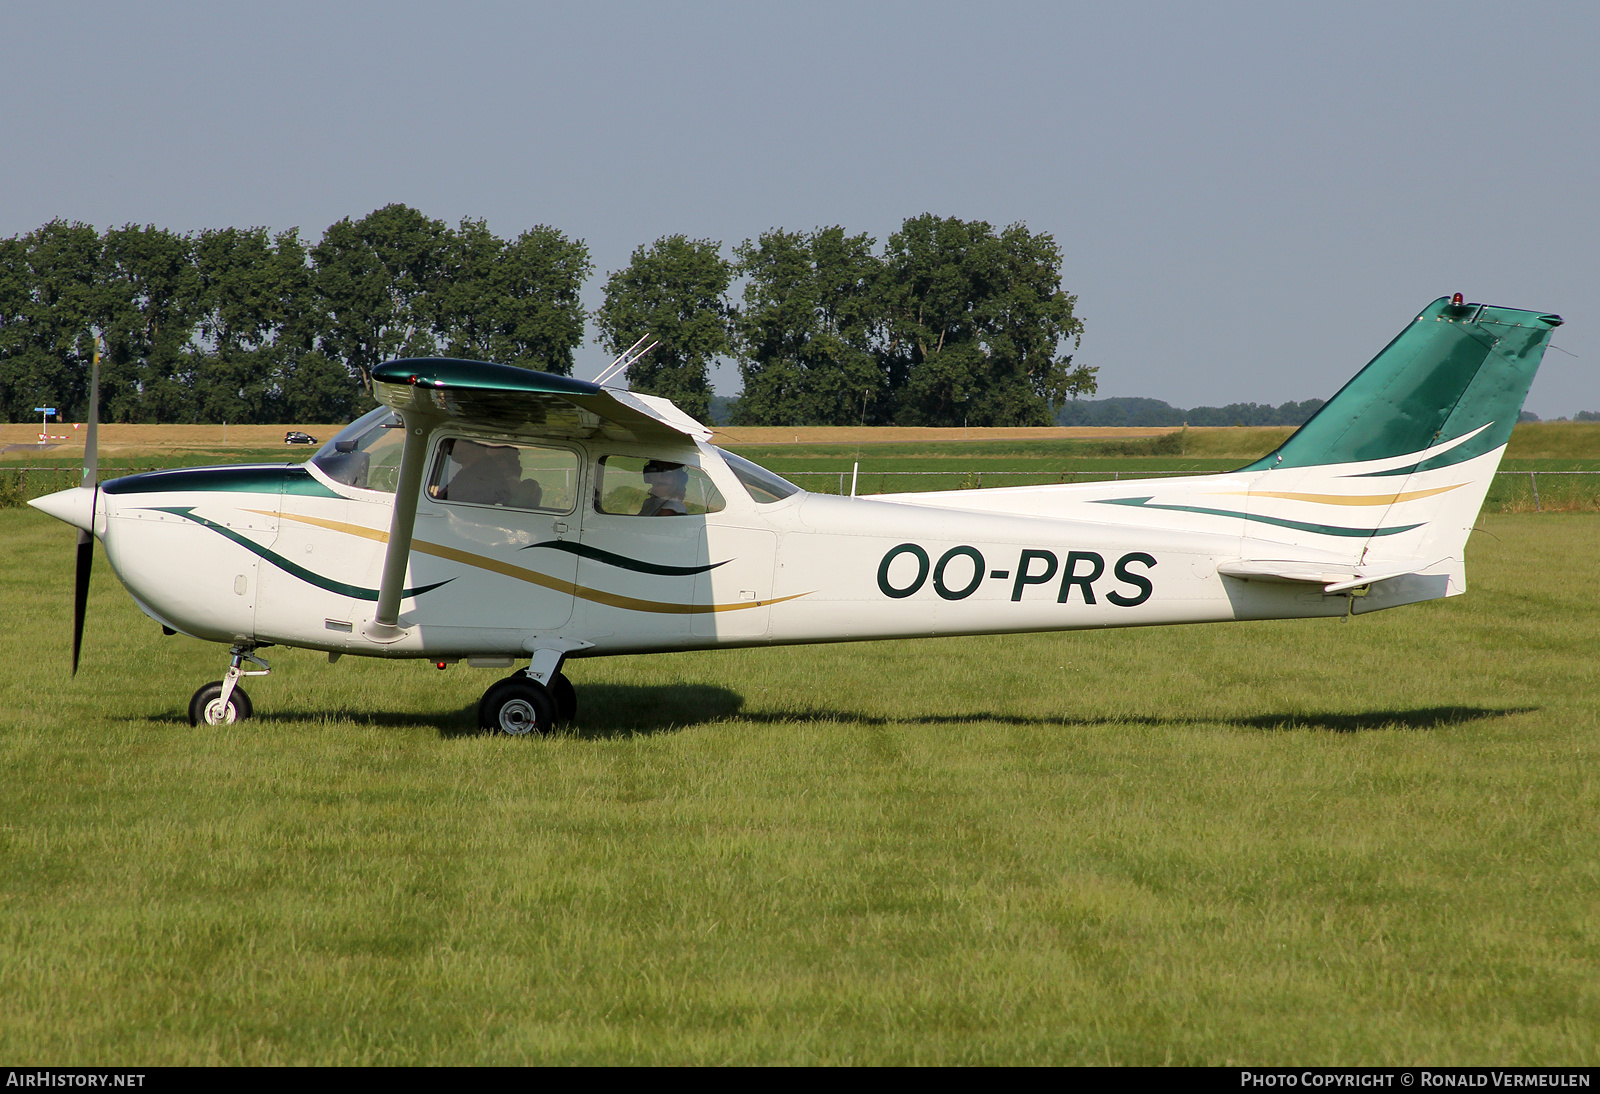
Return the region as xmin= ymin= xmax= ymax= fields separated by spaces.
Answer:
xmin=1530 ymin=472 xmax=1541 ymax=512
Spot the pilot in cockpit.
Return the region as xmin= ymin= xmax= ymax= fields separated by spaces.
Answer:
xmin=638 ymin=460 xmax=689 ymax=517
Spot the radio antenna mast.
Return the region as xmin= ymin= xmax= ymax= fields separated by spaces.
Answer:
xmin=594 ymin=335 xmax=659 ymax=388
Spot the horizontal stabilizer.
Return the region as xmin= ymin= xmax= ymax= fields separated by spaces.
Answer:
xmin=1219 ymin=558 xmax=1446 ymax=594
xmin=1217 ymin=560 xmax=1360 ymax=586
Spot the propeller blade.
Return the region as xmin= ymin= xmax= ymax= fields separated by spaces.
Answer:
xmin=82 ymin=343 xmax=99 ymax=490
xmin=72 ymin=342 xmax=100 ymax=676
xmin=72 ymin=523 xmax=92 ymax=675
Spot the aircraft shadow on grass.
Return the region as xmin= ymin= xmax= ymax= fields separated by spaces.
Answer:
xmin=151 ymin=692 xmax=1534 ymax=738
xmin=186 ymin=683 xmax=751 ymax=739
xmin=736 ymin=704 xmax=1538 ymax=734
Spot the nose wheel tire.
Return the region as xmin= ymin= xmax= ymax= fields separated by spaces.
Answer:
xmin=188 ymin=681 xmax=253 ymax=726
xmin=479 ymin=677 xmax=557 ymax=736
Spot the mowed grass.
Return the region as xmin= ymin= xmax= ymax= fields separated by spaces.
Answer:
xmin=2 ymin=508 xmax=1599 ymax=1065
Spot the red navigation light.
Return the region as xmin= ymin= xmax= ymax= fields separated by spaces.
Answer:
xmin=1451 ymin=293 xmax=1464 ymax=306
xmin=434 ymin=660 xmax=448 ymax=670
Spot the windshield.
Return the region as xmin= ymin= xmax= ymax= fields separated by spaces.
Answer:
xmin=716 ymin=447 xmax=801 ymax=504
xmin=311 ymin=407 xmax=406 ymax=492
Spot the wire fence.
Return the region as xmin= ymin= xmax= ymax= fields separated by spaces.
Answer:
xmin=4 ymin=464 xmax=1598 ymax=512
xmin=777 ymin=469 xmax=1600 ymax=513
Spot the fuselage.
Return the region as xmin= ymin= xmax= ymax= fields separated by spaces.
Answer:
xmin=56 ymin=426 xmax=1489 ymax=664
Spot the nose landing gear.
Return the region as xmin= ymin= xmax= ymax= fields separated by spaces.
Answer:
xmin=189 ymin=646 xmax=271 ymax=726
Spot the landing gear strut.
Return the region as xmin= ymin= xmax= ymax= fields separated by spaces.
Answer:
xmin=189 ymin=646 xmax=270 ymax=726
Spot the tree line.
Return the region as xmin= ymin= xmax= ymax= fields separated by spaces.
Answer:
xmin=1055 ymin=396 xmax=1327 ymax=428
xmin=1 ymin=205 xmax=1092 ymax=427
xmin=0 ymin=205 xmax=589 ymax=426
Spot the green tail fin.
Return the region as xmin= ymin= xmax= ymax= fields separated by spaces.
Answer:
xmin=1242 ymin=297 xmax=1562 ymax=473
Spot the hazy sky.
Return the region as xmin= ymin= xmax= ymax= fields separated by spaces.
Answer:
xmin=3 ymin=1 xmax=1595 ymax=416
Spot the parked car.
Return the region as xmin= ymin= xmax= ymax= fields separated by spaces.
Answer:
xmin=285 ymin=431 xmax=318 ymax=445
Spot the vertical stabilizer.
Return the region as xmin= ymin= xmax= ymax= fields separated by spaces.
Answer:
xmin=1243 ymin=297 xmax=1562 ymax=475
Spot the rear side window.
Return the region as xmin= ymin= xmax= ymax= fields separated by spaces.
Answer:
xmin=595 ymin=456 xmax=725 ymax=516
xmin=429 ymin=438 xmax=580 ymax=513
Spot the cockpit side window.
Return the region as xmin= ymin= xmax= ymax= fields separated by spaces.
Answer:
xmin=716 ymin=447 xmax=801 ymax=503
xmin=311 ymin=407 xmax=405 ymax=492
xmin=595 ymin=456 xmax=726 ymax=516
xmin=428 ymin=438 xmax=579 ymax=513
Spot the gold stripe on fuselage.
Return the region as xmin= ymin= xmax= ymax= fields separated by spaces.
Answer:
xmin=249 ymin=510 xmax=807 ymax=615
xmin=1211 ymin=484 xmax=1466 ymax=506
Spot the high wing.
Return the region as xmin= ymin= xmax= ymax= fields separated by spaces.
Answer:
xmin=363 ymin=357 xmax=712 ymax=642
xmin=370 ymin=357 xmax=711 ymax=444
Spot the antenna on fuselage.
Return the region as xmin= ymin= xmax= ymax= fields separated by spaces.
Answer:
xmin=594 ymin=335 xmax=659 ymax=388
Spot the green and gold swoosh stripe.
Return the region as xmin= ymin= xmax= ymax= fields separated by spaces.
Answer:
xmin=259 ymin=510 xmax=806 ymax=615
xmin=1210 ymin=484 xmax=1465 ymax=506
xmin=152 ymin=507 xmax=453 ymax=601
xmin=1092 ymin=497 xmax=1423 ymax=538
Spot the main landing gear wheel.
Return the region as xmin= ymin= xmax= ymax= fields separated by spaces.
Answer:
xmin=189 ymin=681 xmax=253 ymax=726
xmin=479 ymin=677 xmax=557 ymax=736
xmin=550 ymin=673 xmax=577 ymax=724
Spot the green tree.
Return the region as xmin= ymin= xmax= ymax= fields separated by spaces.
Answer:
xmin=880 ymin=215 xmax=1092 ymax=426
xmin=0 ymin=220 xmax=102 ymax=422
xmin=732 ymin=227 xmax=885 ymax=426
xmin=437 ymin=219 xmax=592 ymax=374
xmin=274 ymin=350 xmax=366 ymax=423
xmin=96 ymin=224 xmax=202 ymax=422
xmin=194 ymin=226 xmax=330 ymax=423
xmin=311 ymin=204 xmax=451 ymax=395
xmin=593 ymin=235 xmax=733 ymax=422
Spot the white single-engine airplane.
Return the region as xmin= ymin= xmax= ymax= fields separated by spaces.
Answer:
xmin=31 ymin=295 xmax=1561 ymax=732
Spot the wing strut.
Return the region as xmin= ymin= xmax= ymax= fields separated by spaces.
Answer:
xmin=364 ymin=411 xmax=434 ymax=643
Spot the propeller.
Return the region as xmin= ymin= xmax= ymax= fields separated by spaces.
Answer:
xmin=72 ymin=341 xmax=99 ymax=675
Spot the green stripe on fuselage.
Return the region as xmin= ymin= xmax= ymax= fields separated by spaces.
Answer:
xmin=103 ymin=464 xmax=342 ymax=498
xmin=519 ymin=540 xmax=726 ymax=576
xmin=1093 ymin=496 xmax=1423 ymax=538
xmin=151 ymin=506 xmax=451 ymax=601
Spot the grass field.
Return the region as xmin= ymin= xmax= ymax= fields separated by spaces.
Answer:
xmin=1 ymin=503 xmax=1596 ymax=1065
